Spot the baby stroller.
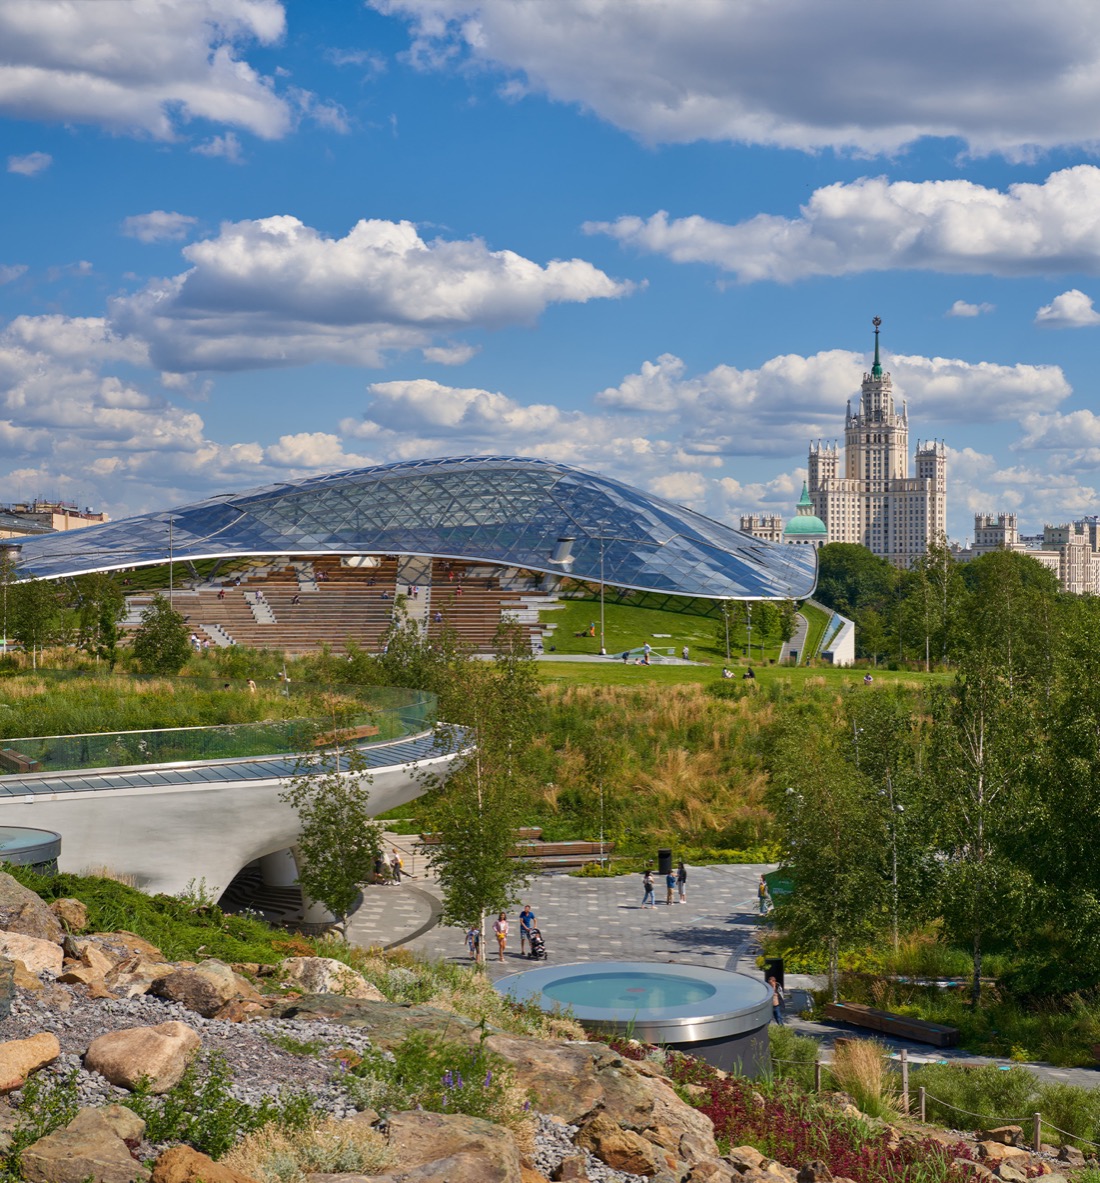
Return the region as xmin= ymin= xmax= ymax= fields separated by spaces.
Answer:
xmin=527 ymin=927 xmax=547 ymax=960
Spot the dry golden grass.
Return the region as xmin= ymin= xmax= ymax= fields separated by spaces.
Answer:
xmin=223 ymin=1117 xmax=392 ymax=1183
xmin=830 ymin=1037 xmax=896 ymax=1118
xmin=80 ymin=865 xmax=140 ymax=887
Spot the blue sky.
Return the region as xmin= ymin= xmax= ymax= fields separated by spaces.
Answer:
xmin=4 ymin=0 xmax=1100 ymax=540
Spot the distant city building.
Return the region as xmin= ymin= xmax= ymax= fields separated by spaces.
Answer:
xmin=958 ymin=512 xmax=1100 ymax=595
xmin=0 ymin=500 xmax=107 ymax=540
xmin=807 ymin=319 xmax=946 ymax=568
xmin=738 ymin=513 xmax=784 ymax=544
xmin=739 ymin=320 xmax=947 ymax=567
xmin=783 ymin=483 xmax=828 ymax=548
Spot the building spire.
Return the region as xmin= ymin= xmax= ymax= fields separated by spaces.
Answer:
xmin=871 ymin=315 xmax=882 ymax=378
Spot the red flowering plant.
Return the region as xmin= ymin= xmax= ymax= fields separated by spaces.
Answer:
xmin=603 ymin=1040 xmax=972 ymax=1183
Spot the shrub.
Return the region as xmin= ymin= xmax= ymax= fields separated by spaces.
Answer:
xmin=342 ymin=1030 xmax=526 ymax=1131
xmin=222 ymin=1117 xmax=392 ymax=1183
xmin=911 ymin=1063 xmax=1038 ymax=1131
xmin=1036 ymin=1081 xmax=1100 ymax=1149
xmin=125 ymin=1052 xmax=315 ymax=1159
xmin=767 ymin=1025 xmax=820 ymax=1091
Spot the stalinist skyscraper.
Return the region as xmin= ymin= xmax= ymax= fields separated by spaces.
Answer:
xmin=807 ymin=319 xmax=946 ymax=567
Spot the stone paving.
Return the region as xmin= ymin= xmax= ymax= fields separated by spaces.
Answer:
xmin=400 ymin=862 xmax=773 ymax=982
xmin=345 ymin=856 xmax=1100 ymax=1090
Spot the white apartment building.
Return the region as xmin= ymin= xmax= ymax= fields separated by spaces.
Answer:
xmin=806 ymin=320 xmax=947 ymax=568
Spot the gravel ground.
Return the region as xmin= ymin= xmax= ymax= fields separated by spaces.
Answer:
xmin=6 ymin=984 xmax=654 ymax=1178
xmin=6 ymin=983 xmax=375 ymax=1118
xmin=532 ymin=1115 xmax=647 ymax=1183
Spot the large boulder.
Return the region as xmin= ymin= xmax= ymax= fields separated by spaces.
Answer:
xmin=152 ymin=960 xmax=260 ymax=1018
xmin=0 ymin=932 xmax=62 ymax=977
xmin=279 ymin=957 xmax=384 ymax=1000
xmin=0 ymin=1033 xmax=60 ymax=1092
xmin=65 ymin=932 xmax=166 ymax=969
xmin=49 ymin=899 xmax=88 ymax=933
xmin=576 ymin=1113 xmax=663 ymax=1178
xmin=385 ymin=1111 xmax=523 ymax=1183
xmin=85 ymin=1022 xmax=201 ymax=1093
xmin=273 ymin=996 xmax=485 ymax=1043
xmin=21 ymin=1104 xmax=148 ymax=1183
xmin=0 ymin=874 xmax=62 ymax=943
xmin=152 ymin=1146 xmax=259 ymax=1183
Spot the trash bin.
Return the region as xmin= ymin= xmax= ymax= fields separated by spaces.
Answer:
xmin=657 ymin=848 xmax=673 ymax=876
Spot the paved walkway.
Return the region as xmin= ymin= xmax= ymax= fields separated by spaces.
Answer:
xmin=344 ymin=856 xmax=1100 ymax=1089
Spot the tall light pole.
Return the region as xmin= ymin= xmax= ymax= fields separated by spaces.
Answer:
xmin=746 ymin=602 xmax=753 ymax=661
xmin=599 ymin=533 xmax=606 ymax=655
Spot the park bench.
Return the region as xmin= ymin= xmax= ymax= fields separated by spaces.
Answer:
xmin=0 ymin=748 xmax=40 ymax=773
xmin=823 ymin=1001 xmax=959 ymax=1047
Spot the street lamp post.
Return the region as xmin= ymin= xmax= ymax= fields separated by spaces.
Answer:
xmin=746 ymin=603 xmax=753 ymax=660
xmin=599 ymin=533 xmax=606 ymax=655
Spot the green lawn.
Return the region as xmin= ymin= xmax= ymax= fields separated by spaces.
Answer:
xmin=537 ymin=659 xmax=946 ymax=689
xmin=799 ymin=601 xmax=830 ymax=660
xmin=541 ymin=596 xmax=781 ymax=664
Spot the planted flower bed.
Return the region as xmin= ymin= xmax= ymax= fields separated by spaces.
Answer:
xmin=608 ymin=1039 xmax=972 ymax=1183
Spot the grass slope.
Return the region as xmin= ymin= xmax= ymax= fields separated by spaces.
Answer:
xmin=541 ymin=597 xmax=781 ymax=664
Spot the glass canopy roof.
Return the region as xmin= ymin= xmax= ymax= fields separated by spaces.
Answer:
xmin=10 ymin=456 xmax=816 ymax=601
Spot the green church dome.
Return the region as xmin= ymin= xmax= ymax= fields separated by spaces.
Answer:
xmin=784 ymin=483 xmax=827 ymax=538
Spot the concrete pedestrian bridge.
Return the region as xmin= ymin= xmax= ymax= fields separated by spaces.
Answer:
xmin=0 ymin=680 xmax=465 ymax=898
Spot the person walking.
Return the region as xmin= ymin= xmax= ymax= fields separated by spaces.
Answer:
xmin=641 ymin=869 xmax=655 ymax=908
xmin=677 ymin=860 xmax=688 ymax=903
xmin=768 ymin=974 xmax=785 ymax=1025
xmin=518 ymin=904 xmax=536 ymax=955
xmin=389 ymin=848 xmax=404 ymax=882
xmin=465 ymin=926 xmax=480 ymax=961
xmin=493 ymin=912 xmax=509 ymax=961
xmin=758 ymin=874 xmax=770 ymax=915
xmin=665 ymin=868 xmax=677 ymax=905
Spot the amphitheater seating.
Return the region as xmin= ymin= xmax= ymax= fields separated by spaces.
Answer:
xmin=122 ymin=555 xmax=554 ymax=656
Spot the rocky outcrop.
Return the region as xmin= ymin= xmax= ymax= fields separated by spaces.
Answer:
xmin=0 ymin=931 xmax=62 ymax=977
xmin=152 ymin=1146 xmax=259 ymax=1183
xmin=22 ymin=1104 xmax=148 ymax=1183
xmin=0 ymin=873 xmax=63 ymax=943
xmin=85 ymin=1021 xmax=201 ymax=1093
xmin=0 ymin=1032 xmax=60 ymax=1092
xmin=152 ymin=959 xmax=262 ymax=1018
xmin=384 ymin=1110 xmax=524 ymax=1183
xmin=279 ymin=957 xmax=385 ymax=1000
xmin=576 ymin=1112 xmax=662 ymax=1176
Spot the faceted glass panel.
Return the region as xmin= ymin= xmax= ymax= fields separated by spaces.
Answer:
xmin=11 ymin=456 xmax=816 ymax=600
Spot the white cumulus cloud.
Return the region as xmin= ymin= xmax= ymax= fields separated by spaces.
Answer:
xmin=0 ymin=0 xmax=292 ymax=140
xmin=110 ymin=215 xmax=632 ymax=371
xmin=947 ymin=300 xmax=994 ymax=318
xmin=121 ymin=211 xmax=200 ymax=244
xmin=374 ymin=0 xmax=1100 ymax=156
xmin=7 ymin=151 xmax=51 ymax=176
xmin=587 ymin=167 xmax=1100 ymax=282
xmin=1034 ymin=289 xmax=1100 ymax=328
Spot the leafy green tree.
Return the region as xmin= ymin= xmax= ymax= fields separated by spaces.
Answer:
xmin=8 ymin=577 xmax=61 ymax=668
xmin=420 ymin=623 xmax=539 ymax=962
xmin=280 ymin=749 xmax=383 ymax=937
xmin=769 ymin=707 xmax=888 ymax=999
xmin=777 ymin=601 xmax=799 ymax=645
xmin=73 ymin=573 xmax=125 ymax=668
xmin=923 ymin=648 xmax=1035 ymax=1007
xmin=131 ymin=594 xmax=191 ymax=674
xmin=846 ymin=690 xmax=936 ymax=947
